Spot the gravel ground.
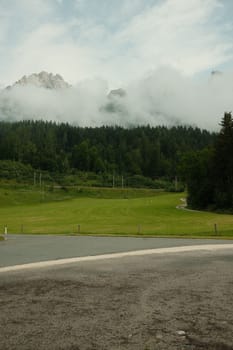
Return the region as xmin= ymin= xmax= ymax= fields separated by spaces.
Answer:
xmin=0 ymin=248 xmax=233 ymax=350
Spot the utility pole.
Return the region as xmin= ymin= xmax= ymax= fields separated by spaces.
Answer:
xmin=39 ymin=173 xmax=42 ymax=188
xmin=175 ymin=176 xmax=178 ymax=192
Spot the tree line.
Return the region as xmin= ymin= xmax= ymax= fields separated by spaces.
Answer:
xmin=0 ymin=120 xmax=215 ymax=181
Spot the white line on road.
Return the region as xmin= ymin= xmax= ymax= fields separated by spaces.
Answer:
xmin=0 ymin=244 xmax=233 ymax=273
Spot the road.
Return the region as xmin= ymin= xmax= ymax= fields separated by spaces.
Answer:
xmin=0 ymin=246 xmax=233 ymax=349
xmin=0 ymin=234 xmax=233 ymax=267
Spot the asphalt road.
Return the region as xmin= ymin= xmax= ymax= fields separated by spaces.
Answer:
xmin=0 ymin=234 xmax=232 ymax=267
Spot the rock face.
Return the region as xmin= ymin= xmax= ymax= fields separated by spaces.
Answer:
xmin=12 ymin=71 xmax=71 ymax=89
xmin=108 ymin=88 xmax=126 ymax=98
xmin=211 ymin=70 xmax=222 ymax=76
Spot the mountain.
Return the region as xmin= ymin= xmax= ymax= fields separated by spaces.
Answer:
xmin=108 ymin=88 xmax=126 ymax=98
xmin=9 ymin=71 xmax=71 ymax=90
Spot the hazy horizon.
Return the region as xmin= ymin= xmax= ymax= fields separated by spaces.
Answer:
xmin=1 ymin=0 xmax=233 ymax=130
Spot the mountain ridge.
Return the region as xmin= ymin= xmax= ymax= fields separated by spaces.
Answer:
xmin=7 ymin=71 xmax=71 ymax=90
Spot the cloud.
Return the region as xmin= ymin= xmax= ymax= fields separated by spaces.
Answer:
xmin=102 ymin=67 xmax=233 ymax=130
xmin=115 ymin=0 xmax=233 ymax=77
xmin=1 ymin=0 xmax=233 ymax=87
xmin=1 ymin=0 xmax=233 ymax=130
xmin=0 ymin=78 xmax=109 ymax=126
xmin=1 ymin=67 xmax=233 ymax=130
xmin=123 ymin=67 xmax=233 ymax=129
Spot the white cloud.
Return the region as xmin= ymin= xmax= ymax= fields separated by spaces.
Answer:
xmin=1 ymin=0 xmax=233 ymax=87
xmin=1 ymin=67 xmax=233 ymax=130
xmin=116 ymin=0 xmax=232 ymax=76
xmin=0 ymin=0 xmax=233 ymax=129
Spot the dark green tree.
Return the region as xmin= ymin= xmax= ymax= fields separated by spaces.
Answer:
xmin=179 ymin=148 xmax=215 ymax=209
xmin=213 ymin=112 xmax=233 ymax=208
xmin=181 ymin=113 xmax=233 ymax=211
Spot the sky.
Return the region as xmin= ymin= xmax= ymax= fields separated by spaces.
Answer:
xmin=1 ymin=0 xmax=233 ymax=87
xmin=1 ymin=0 xmax=233 ymax=129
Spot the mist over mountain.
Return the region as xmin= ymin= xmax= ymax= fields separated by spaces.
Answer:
xmin=0 ymin=68 xmax=233 ymax=130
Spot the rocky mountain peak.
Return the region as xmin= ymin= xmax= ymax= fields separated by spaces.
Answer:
xmin=12 ymin=71 xmax=71 ymax=89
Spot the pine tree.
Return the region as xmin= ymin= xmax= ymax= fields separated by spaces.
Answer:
xmin=213 ymin=112 xmax=233 ymax=208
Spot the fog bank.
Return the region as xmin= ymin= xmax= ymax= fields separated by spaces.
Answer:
xmin=1 ymin=67 xmax=232 ymax=130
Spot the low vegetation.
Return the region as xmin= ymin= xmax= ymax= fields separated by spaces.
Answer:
xmin=0 ymin=186 xmax=232 ymax=237
xmin=0 ymin=116 xmax=232 ymax=240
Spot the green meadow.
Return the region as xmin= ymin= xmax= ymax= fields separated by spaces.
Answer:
xmin=0 ymin=186 xmax=232 ymax=238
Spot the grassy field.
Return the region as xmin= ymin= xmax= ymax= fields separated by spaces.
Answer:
xmin=0 ymin=186 xmax=232 ymax=237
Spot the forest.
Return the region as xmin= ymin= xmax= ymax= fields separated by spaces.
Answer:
xmin=0 ymin=120 xmax=214 ymax=180
xmin=0 ymin=117 xmax=232 ymax=211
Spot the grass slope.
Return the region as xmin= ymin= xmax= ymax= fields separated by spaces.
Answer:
xmin=0 ymin=186 xmax=232 ymax=237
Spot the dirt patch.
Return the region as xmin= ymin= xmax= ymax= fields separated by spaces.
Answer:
xmin=0 ymin=250 xmax=233 ymax=349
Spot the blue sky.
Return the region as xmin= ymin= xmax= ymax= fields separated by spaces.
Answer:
xmin=1 ymin=0 xmax=233 ymax=87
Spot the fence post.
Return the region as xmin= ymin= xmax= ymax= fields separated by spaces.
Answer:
xmin=4 ymin=225 xmax=7 ymax=240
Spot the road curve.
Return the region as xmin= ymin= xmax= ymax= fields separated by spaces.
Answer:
xmin=1 ymin=243 xmax=233 ymax=273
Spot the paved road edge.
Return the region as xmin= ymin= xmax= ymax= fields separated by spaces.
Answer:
xmin=1 ymin=244 xmax=233 ymax=273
